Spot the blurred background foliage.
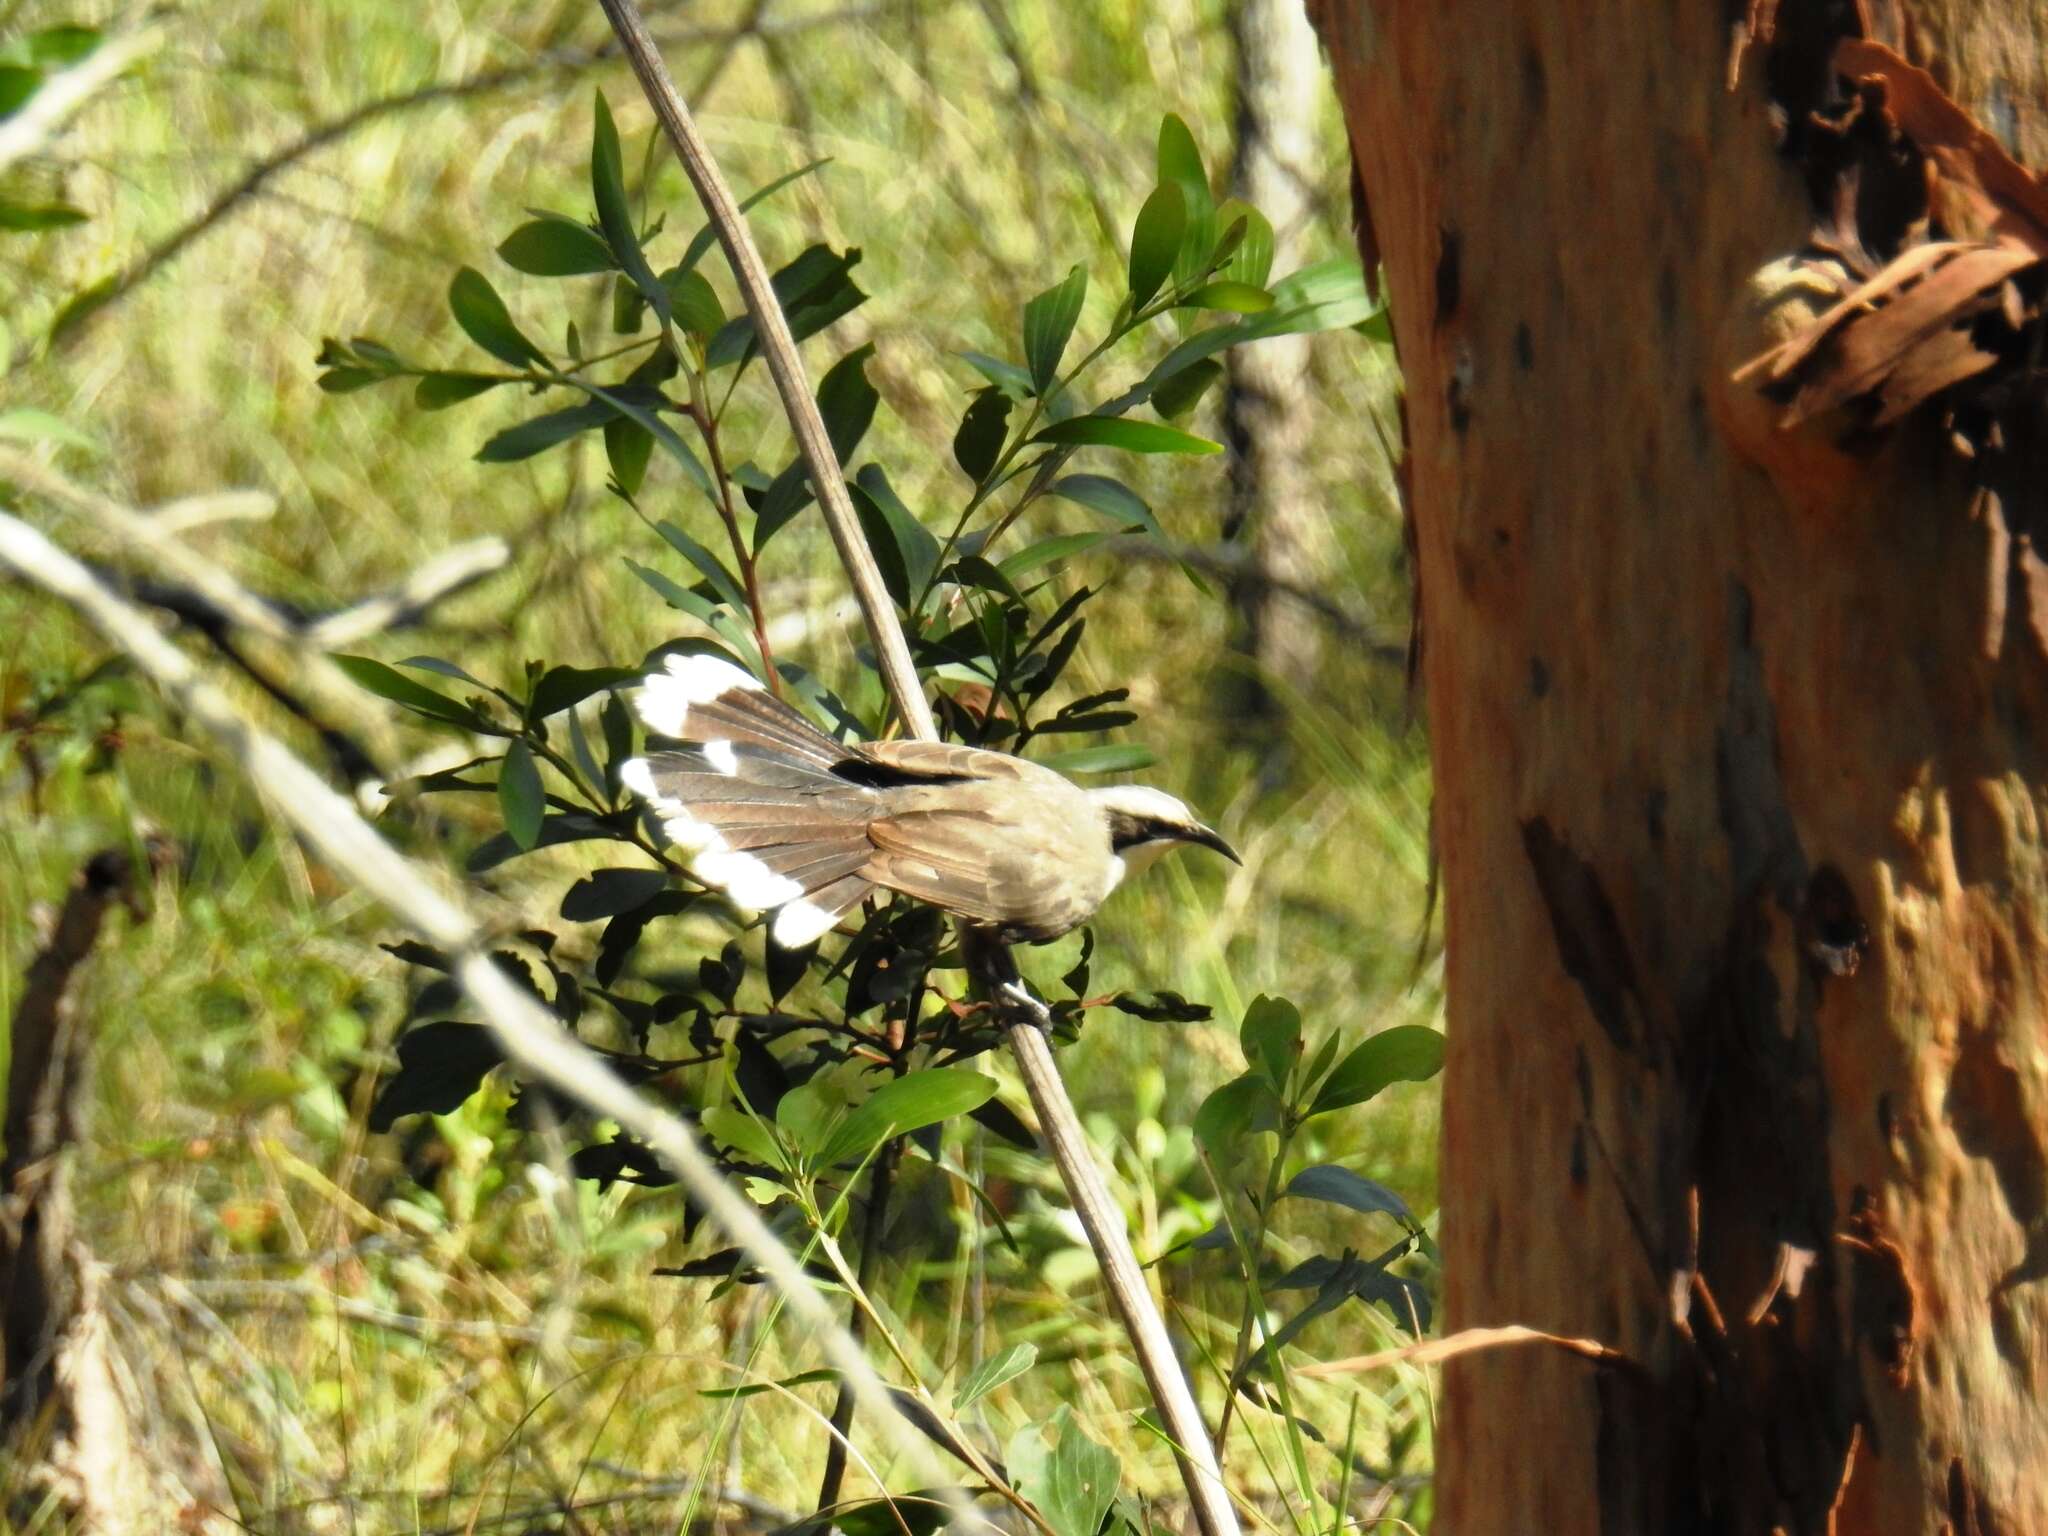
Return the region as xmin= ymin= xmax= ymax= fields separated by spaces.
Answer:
xmin=0 ymin=0 xmax=1436 ymax=1528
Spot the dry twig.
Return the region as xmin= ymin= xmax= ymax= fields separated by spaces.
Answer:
xmin=592 ymin=8 xmax=1244 ymax=1532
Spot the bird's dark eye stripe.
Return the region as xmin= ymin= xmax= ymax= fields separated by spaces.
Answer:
xmin=1110 ymin=816 xmax=1177 ymax=851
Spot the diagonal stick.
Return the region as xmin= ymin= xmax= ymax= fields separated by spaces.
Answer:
xmin=590 ymin=8 xmax=1244 ymax=1533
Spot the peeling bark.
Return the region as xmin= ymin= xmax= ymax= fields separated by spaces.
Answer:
xmin=1312 ymin=1 xmax=2048 ymax=1529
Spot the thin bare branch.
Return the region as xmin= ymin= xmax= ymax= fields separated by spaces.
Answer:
xmin=590 ymin=11 xmax=1243 ymax=1534
xmin=0 ymin=508 xmax=979 ymax=1513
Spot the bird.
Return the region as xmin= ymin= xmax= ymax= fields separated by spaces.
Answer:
xmin=619 ymin=653 xmax=1238 ymax=949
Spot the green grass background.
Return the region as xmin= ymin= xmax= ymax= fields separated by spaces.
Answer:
xmin=0 ymin=1 xmax=1438 ymax=1528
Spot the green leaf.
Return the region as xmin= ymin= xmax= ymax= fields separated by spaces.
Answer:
xmin=1039 ymin=743 xmax=1156 ymax=776
xmin=676 ymin=157 xmax=832 ymax=274
xmin=701 ymin=1105 xmax=784 ymax=1170
xmin=560 ymin=867 xmax=671 ymax=921
xmin=1022 ymin=263 xmax=1087 ymax=395
xmin=467 ymin=811 xmax=615 ymax=872
xmin=1033 ymin=415 xmax=1220 ymax=456
xmin=566 ymin=378 xmax=713 ymax=498
xmin=1030 ymin=1411 xmax=1121 ymax=1536
xmin=497 ymin=214 xmax=615 ymax=276
xmin=448 ymin=266 xmax=542 ymax=367
xmin=1193 ymin=1071 xmax=1281 ymax=1150
xmin=850 ymin=464 xmax=939 ymax=608
xmin=954 ymin=1341 xmax=1038 ymax=1411
xmin=604 ymin=415 xmax=653 ymax=495
xmin=1181 ymin=280 xmax=1272 ymax=314
xmin=475 ymin=399 xmax=615 ymax=462
xmin=1150 ymin=357 xmax=1222 ymax=420
xmin=1157 ymin=113 xmax=1215 ymax=283
xmin=0 ymin=200 xmax=86 ymax=231
xmin=654 ymin=521 xmax=749 ymax=614
xmin=1127 ymin=181 xmax=1185 ymax=308
xmin=820 ymin=1068 xmax=997 ymax=1167
xmin=1048 ymin=474 xmax=1158 ymax=536
xmin=590 ymin=90 xmax=669 ymax=326
xmin=369 ymin=1023 xmax=502 ymax=1131
xmin=414 ymin=372 xmax=503 ymax=411
xmin=956 ymin=349 xmax=1034 ymax=400
xmin=530 ymin=664 xmax=637 ymax=720
xmin=1282 ymin=1165 xmax=1416 ymax=1228
xmin=1215 ymin=200 xmax=1275 ymax=289
xmin=1249 ymin=258 xmax=1380 ymax=338
xmin=331 ymin=654 xmax=478 ymax=726
xmin=700 ymin=1366 xmax=839 ymax=1400
xmin=1239 ymin=995 xmax=1301 ymax=1090
xmin=952 ymin=387 xmax=1012 ymax=482
xmin=817 ymin=342 xmax=880 ymax=464
xmin=704 ymin=244 xmax=864 ymax=369
xmin=316 ymin=367 xmax=383 ymax=394
xmin=665 ymin=266 xmax=724 ymax=336
xmin=1307 ymin=1025 xmax=1445 ymax=1117
xmin=0 ymin=408 xmax=95 ymax=451
xmin=498 ymin=740 xmax=544 ymax=851
xmin=398 ymin=655 xmax=490 ymax=689
xmin=998 ymin=531 xmax=1114 ymax=582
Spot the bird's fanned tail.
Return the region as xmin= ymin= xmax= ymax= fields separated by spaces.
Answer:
xmin=623 ymin=655 xmax=878 ymax=946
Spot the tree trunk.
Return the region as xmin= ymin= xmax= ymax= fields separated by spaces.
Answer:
xmin=1223 ymin=0 xmax=1329 ymax=737
xmin=1312 ymin=2 xmax=2048 ymax=1530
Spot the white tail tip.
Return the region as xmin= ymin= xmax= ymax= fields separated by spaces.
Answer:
xmin=633 ymin=653 xmax=761 ymax=738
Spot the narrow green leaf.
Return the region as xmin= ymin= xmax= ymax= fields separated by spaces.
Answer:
xmin=850 ymin=464 xmax=939 ymax=607
xmin=560 ymin=867 xmax=671 ymax=921
xmin=665 ymin=266 xmax=724 ymax=336
xmin=1282 ymin=1165 xmax=1416 ymax=1228
xmin=1181 ymin=280 xmax=1273 ymax=314
xmin=604 ymin=415 xmax=653 ymax=495
xmin=953 ymin=387 xmax=1012 ymax=482
xmin=398 ymin=655 xmax=489 ymax=689
xmin=1307 ymin=1025 xmax=1445 ymax=1117
xmin=817 ymin=342 xmax=880 ymax=462
xmin=414 ymin=372 xmax=503 ymax=410
xmin=331 ymin=654 xmax=477 ymax=725
xmin=956 ymin=349 xmax=1034 ymax=400
xmin=530 ymin=664 xmax=637 ymax=720
xmin=497 ymin=214 xmax=615 ymax=276
xmin=701 ymin=1105 xmax=784 ymax=1170
xmin=1022 ymin=263 xmax=1087 ymax=395
xmin=448 ymin=266 xmax=541 ymax=367
xmin=1048 ymin=474 xmax=1158 ymax=535
xmin=1033 ymin=415 xmax=1221 ymax=456
xmin=676 ymin=157 xmax=832 ymax=274
xmin=1127 ymin=182 xmax=1185 ymax=308
xmin=590 ymin=90 xmax=669 ymax=326
xmin=1157 ymin=113 xmax=1215 ymax=283
xmin=819 ymin=1068 xmax=997 ymax=1167
xmin=955 ymin=1342 xmax=1036 ymax=1410
xmin=0 ymin=200 xmax=86 ymax=231
xmin=475 ymin=399 xmax=615 ymax=462
xmin=499 ymin=740 xmax=544 ymax=850
xmin=700 ymin=1367 xmax=838 ymax=1400
xmin=1240 ymin=995 xmax=1302 ymax=1089
xmin=1247 ymin=258 xmax=1380 ymax=338
xmin=1215 ymin=200 xmax=1275 ymax=288
xmin=1193 ymin=1071 xmax=1281 ymax=1150
xmin=467 ymin=811 xmax=614 ymax=872
xmin=654 ymin=521 xmax=749 ymax=614
xmin=1151 ymin=357 xmax=1223 ymax=420
xmin=998 ymin=531 xmax=1113 ymax=582
xmin=1039 ymin=743 xmax=1157 ymax=775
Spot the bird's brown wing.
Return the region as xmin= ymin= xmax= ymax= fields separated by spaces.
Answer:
xmin=863 ymin=811 xmax=1017 ymax=925
xmin=854 ymin=739 xmax=1066 ymax=785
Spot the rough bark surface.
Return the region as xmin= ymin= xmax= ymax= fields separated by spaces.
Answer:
xmin=1310 ymin=2 xmax=2048 ymax=1531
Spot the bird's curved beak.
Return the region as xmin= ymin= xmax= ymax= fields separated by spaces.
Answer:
xmin=1185 ymin=823 xmax=1241 ymax=865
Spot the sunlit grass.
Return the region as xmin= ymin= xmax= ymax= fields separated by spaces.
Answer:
xmin=1 ymin=0 xmax=1435 ymax=1526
